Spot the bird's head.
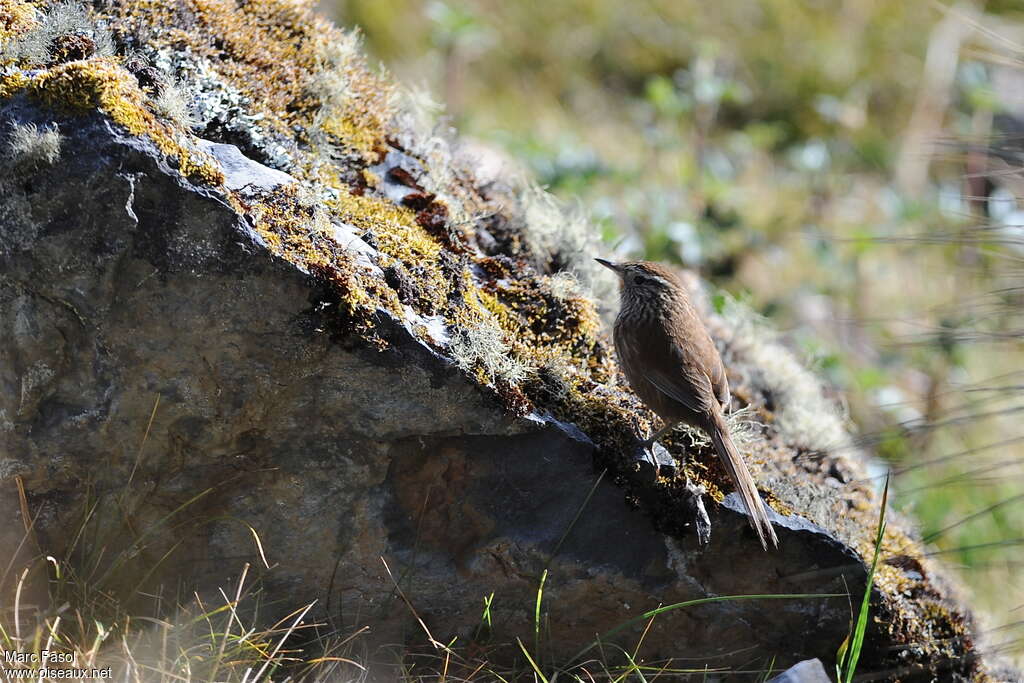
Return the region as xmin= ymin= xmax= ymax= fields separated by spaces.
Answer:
xmin=595 ymin=259 xmax=680 ymax=299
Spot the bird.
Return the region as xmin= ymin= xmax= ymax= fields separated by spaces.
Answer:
xmin=596 ymin=258 xmax=779 ymax=549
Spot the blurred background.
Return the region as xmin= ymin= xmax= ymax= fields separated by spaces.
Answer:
xmin=322 ymin=0 xmax=1024 ymax=663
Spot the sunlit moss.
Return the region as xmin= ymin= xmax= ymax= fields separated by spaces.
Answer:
xmin=0 ymin=70 xmax=29 ymax=98
xmin=103 ymin=0 xmax=393 ymax=161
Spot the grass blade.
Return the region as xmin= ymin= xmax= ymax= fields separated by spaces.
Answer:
xmin=565 ymin=593 xmax=845 ymax=668
xmin=517 ymin=637 xmax=549 ymax=683
xmin=535 ymin=568 xmax=548 ymax=660
xmin=838 ymin=473 xmax=890 ymax=683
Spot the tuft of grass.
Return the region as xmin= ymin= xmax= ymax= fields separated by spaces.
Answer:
xmin=4 ymin=1 xmax=115 ymax=66
xmin=0 ymin=554 xmax=366 ymax=682
xmin=448 ymin=317 xmax=534 ymax=386
xmin=4 ymin=121 xmax=62 ymax=167
xmin=475 ymin=591 xmax=495 ymax=642
xmin=151 ymin=79 xmax=198 ymax=129
xmin=836 ymin=473 xmax=890 ymax=683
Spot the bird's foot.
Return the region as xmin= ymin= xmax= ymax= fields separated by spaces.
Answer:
xmin=683 ymin=478 xmax=711 ymax=546
xmin=628 ymin=441 xmax=709 ymax=545
xmin=630 ymin=440 xmax=677 ymax=483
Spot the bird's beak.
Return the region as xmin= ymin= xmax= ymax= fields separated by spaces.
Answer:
xmin=595 ymin=258 xmax=623 ymax=275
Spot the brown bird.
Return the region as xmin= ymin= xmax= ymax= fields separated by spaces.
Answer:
xmin=596 ymin=258 xmax=779 ymax=549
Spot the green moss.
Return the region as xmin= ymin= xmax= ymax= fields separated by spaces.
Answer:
xmin=105 ymin=0 xmax=393 ymax=162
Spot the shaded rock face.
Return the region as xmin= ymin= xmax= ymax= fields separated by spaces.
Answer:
xmin=1 ymin=100 xmax=863 ymax=669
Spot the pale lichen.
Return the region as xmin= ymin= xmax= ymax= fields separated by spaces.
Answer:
xmin=4 ymin=120 xmax=61 ymax=167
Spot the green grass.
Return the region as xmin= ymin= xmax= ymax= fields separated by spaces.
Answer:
xmin=534 ymin=568 xmax=548 ymax=665
xmin=1 ymin=513 xmax=851 ymax=682
xmin=836 ymin=474 xmax=890 ymax=683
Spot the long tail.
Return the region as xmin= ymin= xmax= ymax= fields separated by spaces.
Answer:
xmin=707 ymin=411 xmax=779 ymax=550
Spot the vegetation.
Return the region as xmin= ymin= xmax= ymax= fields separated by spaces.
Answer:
xmin=3 ymin=120 xmax=61 ymax=167
xmin=837 ymin=474 xmax=889 ymax=683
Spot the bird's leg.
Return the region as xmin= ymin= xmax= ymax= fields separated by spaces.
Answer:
xmin=640 ymin=421 xmax=689 ymax=482
xmin=641 ymin=421 xmax=680 ymax=450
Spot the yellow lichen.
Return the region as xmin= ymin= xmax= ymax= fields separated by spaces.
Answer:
xmin=104 ymin=0 xmax=393 ymax=161
xmin=28 ymin=58 xmax=137 ymax=111
xmin=470 ymin=289 xmax=515 ymax=332
xmin=361 ymin=167 xmax=380 ymax=188
xmin=326 ymin=188 xmax=453 ymax=313
xmin=0 ymin=70 xmax=29 ymax=98
xmin=0 ymin=0 xmax=36 ymax=44
xmin=16 ymin=58 xmax=223 ymax=185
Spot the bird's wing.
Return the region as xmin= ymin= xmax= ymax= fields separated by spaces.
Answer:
xmin=640 ymin=326 xmax=719 ymax=417
xmin=708 ymin=351 xmax=731 ymax=409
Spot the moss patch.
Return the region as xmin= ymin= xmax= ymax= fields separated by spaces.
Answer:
xmin=105 ymin=0 xmax=393 ymax=161
xmin=4 ymin=58 xmax=223 ymax=184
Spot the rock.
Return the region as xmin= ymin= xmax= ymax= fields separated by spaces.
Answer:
xmin=630 ymin=441 xmax=678 ymax=484
xmin=767 ymin=658 xmax=832 ymax=683
xmin=0 ymin=0 xmax=1013 ymax=679
xmin=0 ymin=98 xmax=857 ymax=668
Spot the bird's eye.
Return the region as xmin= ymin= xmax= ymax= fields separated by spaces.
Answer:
xmin=634 ymin=275 xmax=649 ymax=285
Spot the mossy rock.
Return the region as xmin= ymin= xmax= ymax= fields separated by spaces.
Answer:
xmin=0 ymin=0 xmax=1012 ymax=679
